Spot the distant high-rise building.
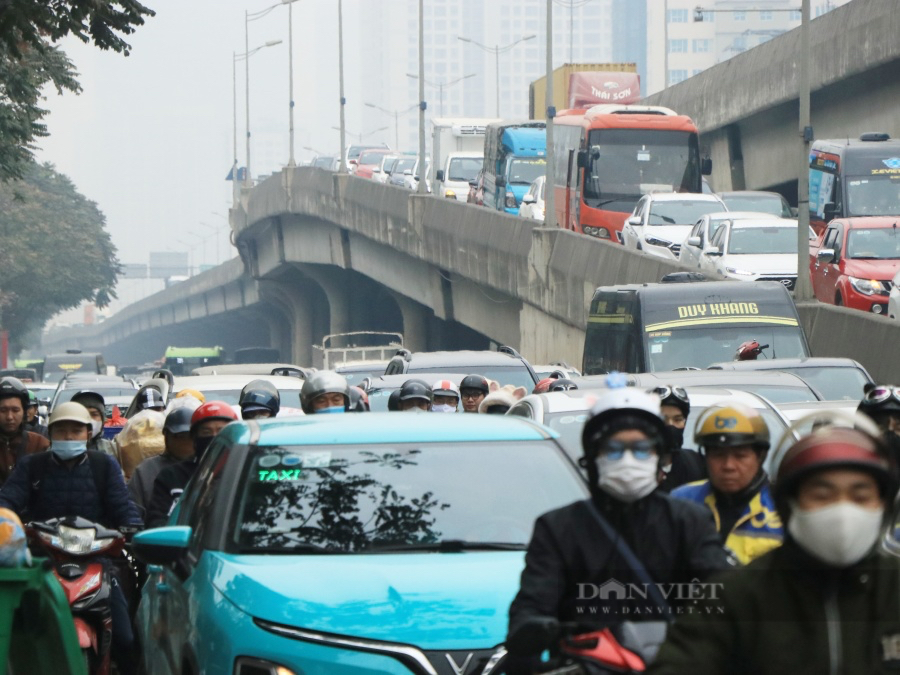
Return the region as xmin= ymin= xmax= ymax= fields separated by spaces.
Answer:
xmin=646 ymin=0 xmax=852 ymax=95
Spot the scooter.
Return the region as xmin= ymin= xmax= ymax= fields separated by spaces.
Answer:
xmin=26 ymin=516 xmax=126 ymax=675
xmin=501 ymin=620 xmax=666 ymax=674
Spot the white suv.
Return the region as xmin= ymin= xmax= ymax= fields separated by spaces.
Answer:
xmin=622 ymin=193 xmax=727 ymax=260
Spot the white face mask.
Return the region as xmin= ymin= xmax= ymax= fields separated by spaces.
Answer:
xmin=788 ymin=500 xmax=883 ymax=567
xmin=596 ymin=451 xmax=659 ymax=503
xmin=432 ymin=404 xmax=457 ymax=413
xmin=91 ymin=419 xmax=103 ymax=438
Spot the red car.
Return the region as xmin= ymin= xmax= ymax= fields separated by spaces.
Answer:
xmin=353 ymin=149 xmax=391 ymax=179
xmin=810 ymin=216 xmax=900 ymax=315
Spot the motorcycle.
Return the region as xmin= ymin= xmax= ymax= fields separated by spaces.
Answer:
xmin=26 ymin=516 xmax=126 ymax=675
xmin=501 ymin=620 xmax=667 ymax=674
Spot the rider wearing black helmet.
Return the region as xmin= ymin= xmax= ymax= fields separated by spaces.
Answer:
xmin=398 ymin=380 xmax=432 ymax=412
xmin=300 ymin=371 xmax=350 ymax=414
xmin=459 ymin=374 xmax=489 ymax=413
xmin=128 ymin=406 xmax=197 ymax=514
xmin=858 ymin=384 xmax=900 ymax=460
xmin=650 ymin=385 xmax=706 ymax=492
xmin=348 ymin=386 xmax=371 ymax=413
xmin=239 ymin=380 xmax=281 ymax=420
xmin=0 ymin=377 xmax=49 ymax=484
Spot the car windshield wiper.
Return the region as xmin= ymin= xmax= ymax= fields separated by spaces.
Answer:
xmin=241 ymin=543 xmax=345 ymax=555
xmin=368 ymin=540 xmax=527 ymax=553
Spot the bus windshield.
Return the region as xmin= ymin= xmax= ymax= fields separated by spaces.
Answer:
xmin=727 ymin=226 xmax=798 ymax=255
xmin=846 ymin=175 xmax=900 ymax=216
xmin=646 ymin=325 xmax=808 ymax=371
xmin=583 ymin=129 xmax=700 ymax=205
xmin=846 ymin=228 xmax=900 ymax=259
xmin=507 ymin=158 xmax=546 ymax=185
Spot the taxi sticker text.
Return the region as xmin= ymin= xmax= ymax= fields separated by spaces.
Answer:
xmin=257 ymin=469 xmax=303 ymax=482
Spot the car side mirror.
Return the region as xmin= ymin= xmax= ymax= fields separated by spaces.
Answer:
xmin=705 ymin=247 xmax=722 ymax=257
xmin=468 ymin=179 xmax=478 ymax=187
xmin=701 ymin=157 xmax=713 ymax=175
xmin=627 ymin=216 xmax=642 ymax=227
xmin=132 ymin=526 xmax=192 ymax=566
xmin=522 ymin=194 xmax=536 ymax=205
xmin=687 ymin=236 xmax=702 ymax=247
xmin=817 ymin=248 xmax=836 ymax=264
xmin=576 ymin=150 xmax=588 ymax=169
xmin=436 ymin=169 xmax=445 ymax=182
xmin=823 ymin=202 xmax=837 ymax=222
xmin=373 ymin=167 xmax=381 ymax=173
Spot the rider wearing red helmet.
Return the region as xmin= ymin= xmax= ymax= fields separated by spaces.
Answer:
xmin=651 ymin=426 xmax=900 ymax=674
xmin=145 ymin=401 xmax=238 ymax=528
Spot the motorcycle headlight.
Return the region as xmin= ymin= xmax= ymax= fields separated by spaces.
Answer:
xmin=849 ymin=276 xmax=882 ymax=296
xmin=58 ymin=525 xmax=96 ymax=555
xmin=726 ymin=266 xmax=756 ymax=276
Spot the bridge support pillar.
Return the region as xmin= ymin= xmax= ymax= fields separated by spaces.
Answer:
xmin=392 ymin=294 xmax=430 ymax=353
xmin=259 ymin=282 xmax=315 ymax=367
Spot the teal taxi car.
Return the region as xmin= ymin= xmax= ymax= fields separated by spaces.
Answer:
xmin=133 ymin=413 xmax=588 ymax=674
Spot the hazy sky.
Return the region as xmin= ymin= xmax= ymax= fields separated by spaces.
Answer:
xmin=37 ymin=0 xmax=337 ymax=268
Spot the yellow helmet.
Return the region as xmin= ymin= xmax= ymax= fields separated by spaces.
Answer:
xmin=694 ymin=403 xmax=770 ymax=452
xmin=176 ymin=388 xmax=206 ymax=403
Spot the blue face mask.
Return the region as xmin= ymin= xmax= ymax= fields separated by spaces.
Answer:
xmin=52 ymin=440 xmax=87 ymax=461
xmin=316 ymin=406 xmax=345 ymax=414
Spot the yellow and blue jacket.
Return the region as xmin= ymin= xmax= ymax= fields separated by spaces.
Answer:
xmin=671 ymin=479 xmax=783 ymax=564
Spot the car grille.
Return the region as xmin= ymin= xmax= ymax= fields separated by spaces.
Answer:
xmin=757 ymin=276 xmax=796 ymax=290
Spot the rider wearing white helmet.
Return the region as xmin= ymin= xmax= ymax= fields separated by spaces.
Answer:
xmin=506 ymin=381 xmax=732 ymax=673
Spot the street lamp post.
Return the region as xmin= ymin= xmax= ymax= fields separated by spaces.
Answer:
xmin=695 ymin=3 xmax=810 ymax=299
xmin=338 ymin=0 xmax=347 ymax=173
xmin=544 ymin=0 xmax=556 ymax=228
xmin=406 ymin=73 xmax=476 ymax=117
xmin=417 ymin=0 xmax=426 ymax=194
xmin=364 ymin=103 xmax=418 ymax=150
xmin=458 ymin=34 xmax=536 ymax=117
xmin=285 ymin=0 xmax=297 ymax=167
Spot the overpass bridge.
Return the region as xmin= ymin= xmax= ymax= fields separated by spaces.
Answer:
xmin=41 ymin=0 xmax=900 ymax=380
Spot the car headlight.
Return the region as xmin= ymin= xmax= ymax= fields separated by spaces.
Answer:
xmin=726 ymin=266 xmax=756 ymax=276
xmin=444 ymin=190 xmax=456 ymax=199
xmin=849 ymin=276 xmax=883 ymax=295
xmin=645 ymin=236 xmax=672 ymax=248
xmin=505 ymin=191 xmax=517 ymax=208
xmin=234 ymin=657 xmax=297 ymax=675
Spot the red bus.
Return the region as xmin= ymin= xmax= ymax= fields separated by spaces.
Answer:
xmin=552 ymin=105 xmax=709 ymax=243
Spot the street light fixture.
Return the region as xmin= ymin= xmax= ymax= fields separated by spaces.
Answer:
xmin=364 ymin=102 xmax=418 ymax=150
xmin=406 ymin=73 xmax=476 ymax=117
xmin=693 ymin=5 xmax=799 ymax=21
xmin=331 ymin=125 xmax=389 ymax=145
xmin=457 ymin=34 xmax=536 ymax=117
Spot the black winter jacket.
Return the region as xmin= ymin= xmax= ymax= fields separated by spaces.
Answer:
xmin=507 ymin=491 xmax=732 ymax=661
xmin=0 ymin=450 xmax=141 ymax=528
xmin=146 ymin=459 xmax=197 ymax=529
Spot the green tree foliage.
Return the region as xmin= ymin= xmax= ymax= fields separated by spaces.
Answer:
xmin=0 ymin=162 xmax=119 ymax=352
xmin=0 ymin=0 xmax=155 ymax=180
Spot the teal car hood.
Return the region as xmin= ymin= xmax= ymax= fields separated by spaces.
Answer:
xmin=209 ymin=551 xmax=525 ymax=650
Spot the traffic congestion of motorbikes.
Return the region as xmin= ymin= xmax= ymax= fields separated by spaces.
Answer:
xmin=1 ymin=336 xmax=900 ymax=674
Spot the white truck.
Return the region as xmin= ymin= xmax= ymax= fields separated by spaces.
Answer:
xmin=431 ymin=118 xmax=499 ymax=201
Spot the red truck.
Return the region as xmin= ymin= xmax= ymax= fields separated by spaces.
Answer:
xmin=809 ymin=216 xmax=900 ymax=315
